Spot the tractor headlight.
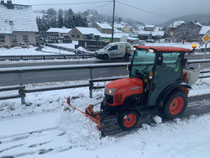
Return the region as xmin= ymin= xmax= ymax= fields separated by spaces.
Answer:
xmin=105 ymin=87 xmax=117 ymax=96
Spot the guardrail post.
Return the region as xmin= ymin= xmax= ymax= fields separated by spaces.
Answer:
xmin=18 ymin=71 xmax=26 ymax=105
xmin=89 ymin=68 xmax=93 ymax=98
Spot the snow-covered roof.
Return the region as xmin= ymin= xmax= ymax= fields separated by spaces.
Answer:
xmin=0 ymin=3 xmax=38 ymax=34
xmin=199 ymin=26 xmax=210 ymax=35
xmin=168 ymin=21 xmax=185 ymax=28
xmin=96 ymin=22 xmax=112 ymax=29
xmin=47 ymin=28 xmax=72 ymax=34
xmin=145 ymin=25 xmax=155 ymax=28
xmin=139 ymin=30 xmax=165 ymax=37
xmin=114 ymin=23 xmax=126 ymax=29
xmin=76 ymin=27 xmax=101 ymax=35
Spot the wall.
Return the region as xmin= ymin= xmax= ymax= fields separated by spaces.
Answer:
xmin=13 ymin=32 xmax=37 ymax=46
xmin=0 ymin=34 xmax=11 ymax=47
xmin=69 ymin=28 xmax=83 ymax=40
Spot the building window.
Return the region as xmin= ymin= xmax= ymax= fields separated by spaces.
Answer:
xmin=23 ymin=35 xmax=28 ymax=43
xmin=12 ymin=35 xmax=17 ymax=42
xmin=0 ymin=35 xmax=5 ymax=42
xmin=77 ymin=35 xmax=80 ymax=38
xmin=72 ymin=34 xmax=75 ymax=38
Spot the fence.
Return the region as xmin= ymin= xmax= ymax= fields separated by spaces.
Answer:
xmin=0 ymin=59 xmax=210 ymax=105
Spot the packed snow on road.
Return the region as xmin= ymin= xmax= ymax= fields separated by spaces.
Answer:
xmin=0 ymin=78 xmax=210 ymax=158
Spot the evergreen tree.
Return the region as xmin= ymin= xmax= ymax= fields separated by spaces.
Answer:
xmin=58 ymin=9 xmax=64 ymax=28
xmin=64 ymin=9 xmax=75 ymax=28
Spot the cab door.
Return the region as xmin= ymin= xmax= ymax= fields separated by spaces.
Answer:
xmin=147 ymin=52 xmax=183 ymax=106
xmin=107 ymin=45 xmax=118 ymax=58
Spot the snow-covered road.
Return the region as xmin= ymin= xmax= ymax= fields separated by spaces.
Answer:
xmin=1 ymin=99 xmax=210 ymax=158
xmin=1 ymin=78 xmax=210 ymax=158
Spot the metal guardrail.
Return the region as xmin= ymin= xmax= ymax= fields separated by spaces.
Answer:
xmin=0 ymin=59 xmax=210 ymax=105
xmin=0 ymin=54 xmax=94 ymax=61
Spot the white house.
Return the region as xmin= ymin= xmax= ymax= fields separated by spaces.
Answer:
xmin=46 ymin=27 xmax=72 ymax=39
xmin=0 ymin=0 xmax=38 ymax=47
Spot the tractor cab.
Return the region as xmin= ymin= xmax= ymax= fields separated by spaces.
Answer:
xmin=131 ymin=46 xmax=190 ymax=106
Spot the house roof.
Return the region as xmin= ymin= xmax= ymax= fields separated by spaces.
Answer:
xmin=96 ymin=22 xmax=112 ymax=29
xmin=47 ymin=28 xmax=72 ymax=34
xmin=138 ymin=30 xmax=165 ymax=37
xmin=0 ymin=3 xmax=38 ymax=34
xmin=75 ymin=27 xmax=101 ymax=35
xmin=168 ymin=21 xmax=185 ymax=28
xmin=199 ymin=26 xmax=210 ymax=35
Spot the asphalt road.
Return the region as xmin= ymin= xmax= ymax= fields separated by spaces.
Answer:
xmin=0 ymin=54 xmax=210 ymax=87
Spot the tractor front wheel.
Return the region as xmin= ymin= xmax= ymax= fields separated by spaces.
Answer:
xmin=118 ymin=111 xmax=139 ymax=129
xmin=161 ymin=91 xmax=187 ymax=119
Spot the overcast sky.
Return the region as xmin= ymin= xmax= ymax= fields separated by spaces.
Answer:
xmin=11 ymin=0 xmax=210 ymax=24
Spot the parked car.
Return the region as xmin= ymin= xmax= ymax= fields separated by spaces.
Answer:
xmin=95 ymin=42 xmax=132 ymax=60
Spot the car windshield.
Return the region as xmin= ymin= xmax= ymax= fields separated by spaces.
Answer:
xmin=103 ymin=44 xmax=112 ymax=50
xmin=131 ymin=49 xmax=156 ymax=77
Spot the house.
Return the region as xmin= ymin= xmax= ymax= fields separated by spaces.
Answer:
xmin=144 ymin=25 xmax=155 ymax=31
xmin=91 ymin=22 xmax=112 ymax=34
xmin=199 ymin=26 xmax=210 ymax=36
xmin=46 ymin=27 xmax=72 ymax=43
xmin=114 ymin=22 xmax=132 ymax=33
xmin=46 ymin=27 xmax=72 ymax=39
xmin=166 ymin=21 xmax=185 ymax=38
xmin=173 ymin=21 xmax=202 ymax=42
xmin=0 ymin=0 xmax=38 ymax=47
xmin=138 ymin=25 xmax=165 ymax=41
xmin=69 ymin=27 xmax=102 ymax=40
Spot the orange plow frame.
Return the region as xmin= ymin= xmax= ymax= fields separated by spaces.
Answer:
xmin=66 ymin=97 xmax=101 ymax=129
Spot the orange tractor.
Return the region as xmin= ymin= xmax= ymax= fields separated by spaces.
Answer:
xmin=68 ymin=45 xmax=197 ymax=136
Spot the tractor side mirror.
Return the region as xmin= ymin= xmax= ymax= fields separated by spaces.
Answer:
xmin=181 ymin=59 xmax=187 ymax=66
xmin=127 ymin=64 xmax=131 ymax=71
xmin=157 ymin=57 xmax=163 ymax=65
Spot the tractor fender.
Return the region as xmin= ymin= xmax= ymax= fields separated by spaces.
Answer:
xmin=156 ymin=83 xmax=191 ymax=107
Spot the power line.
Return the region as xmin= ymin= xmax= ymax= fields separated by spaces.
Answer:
xmin=32 ymin=1 xmax=112 ymax=7
xmin=91 ymin=2 xmax=112 ymax=10
xmin=116 ymin=0 xmax=173 ymax=19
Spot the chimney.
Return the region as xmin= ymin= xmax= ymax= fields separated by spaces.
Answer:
xmin=6 ymin=0 xmax=14 ymax=9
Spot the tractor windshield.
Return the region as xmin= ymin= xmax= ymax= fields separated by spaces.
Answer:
xmin=131 ymin=49 xmax=156 ymax=77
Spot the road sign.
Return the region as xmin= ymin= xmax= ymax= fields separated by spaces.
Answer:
xmin=202 ymin=33 xmax=210 ymax=43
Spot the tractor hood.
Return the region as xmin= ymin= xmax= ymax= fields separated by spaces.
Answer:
xmin=106 ymin=77 xmax=143 ymax=90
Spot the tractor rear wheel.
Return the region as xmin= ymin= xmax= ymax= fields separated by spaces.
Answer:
xmin=118 ymin=111 xmax=139 ymax=129
xmin=161 ymin=91 xmax=187 ymax=119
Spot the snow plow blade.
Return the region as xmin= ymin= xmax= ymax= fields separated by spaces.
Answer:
xmin=66 ymin=97 xmax=101 ymax=129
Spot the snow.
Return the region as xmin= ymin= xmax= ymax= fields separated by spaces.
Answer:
xmin=42 ymin=46 xmax=75 ymax=55
xmin=138 ymin=30 xmax=165 ymax=37
xmin=0 ymin=112 xmax=59 ymax=137
xmin=0 ymin=3 xmax=38 ymax=33
xmin=46 ymin=28 xmax=72 ymax=34
xmin=76 ymin=27 xmax=101 ymax=35
xmin=1 ymin=78 xmax=210 ymax=157
xmin=53 ymin=41 xmax=78 ymax=49
xmin=96 ymin=22 xmax=112 ymax=29
xmin=199 ymin=26 xmax=210 ymax=35
xmin=0 ymin=46 xmax=54 ymax=55
xmin=0 ymin=45 xmax=77 ymax=56
xmin=169 ymin=21 xmax=185 ymax=28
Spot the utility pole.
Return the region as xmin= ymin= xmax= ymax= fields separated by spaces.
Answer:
xmin=111 ymin=0 xmax=116 ymax=43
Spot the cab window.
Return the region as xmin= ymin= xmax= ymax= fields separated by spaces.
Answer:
xmin=108 ymin=45 xmax=118 ymax=51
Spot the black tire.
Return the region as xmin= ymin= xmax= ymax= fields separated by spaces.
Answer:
xmin=160 ymin=91 xmax=187 ymax=120
xmin=118 ymin=111 xmax=139 ymax=130
xmin=103 ymin=54 xmax=109 ymax=60
xmin=124 ymin=53 xmax=130 ymax=59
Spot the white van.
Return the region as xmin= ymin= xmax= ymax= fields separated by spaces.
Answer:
xmin=95 ymin=42 xmax=132 ymax=60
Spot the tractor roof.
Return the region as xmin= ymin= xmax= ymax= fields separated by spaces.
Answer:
xmin=135 ymin=46 xmax=192 ymax=53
